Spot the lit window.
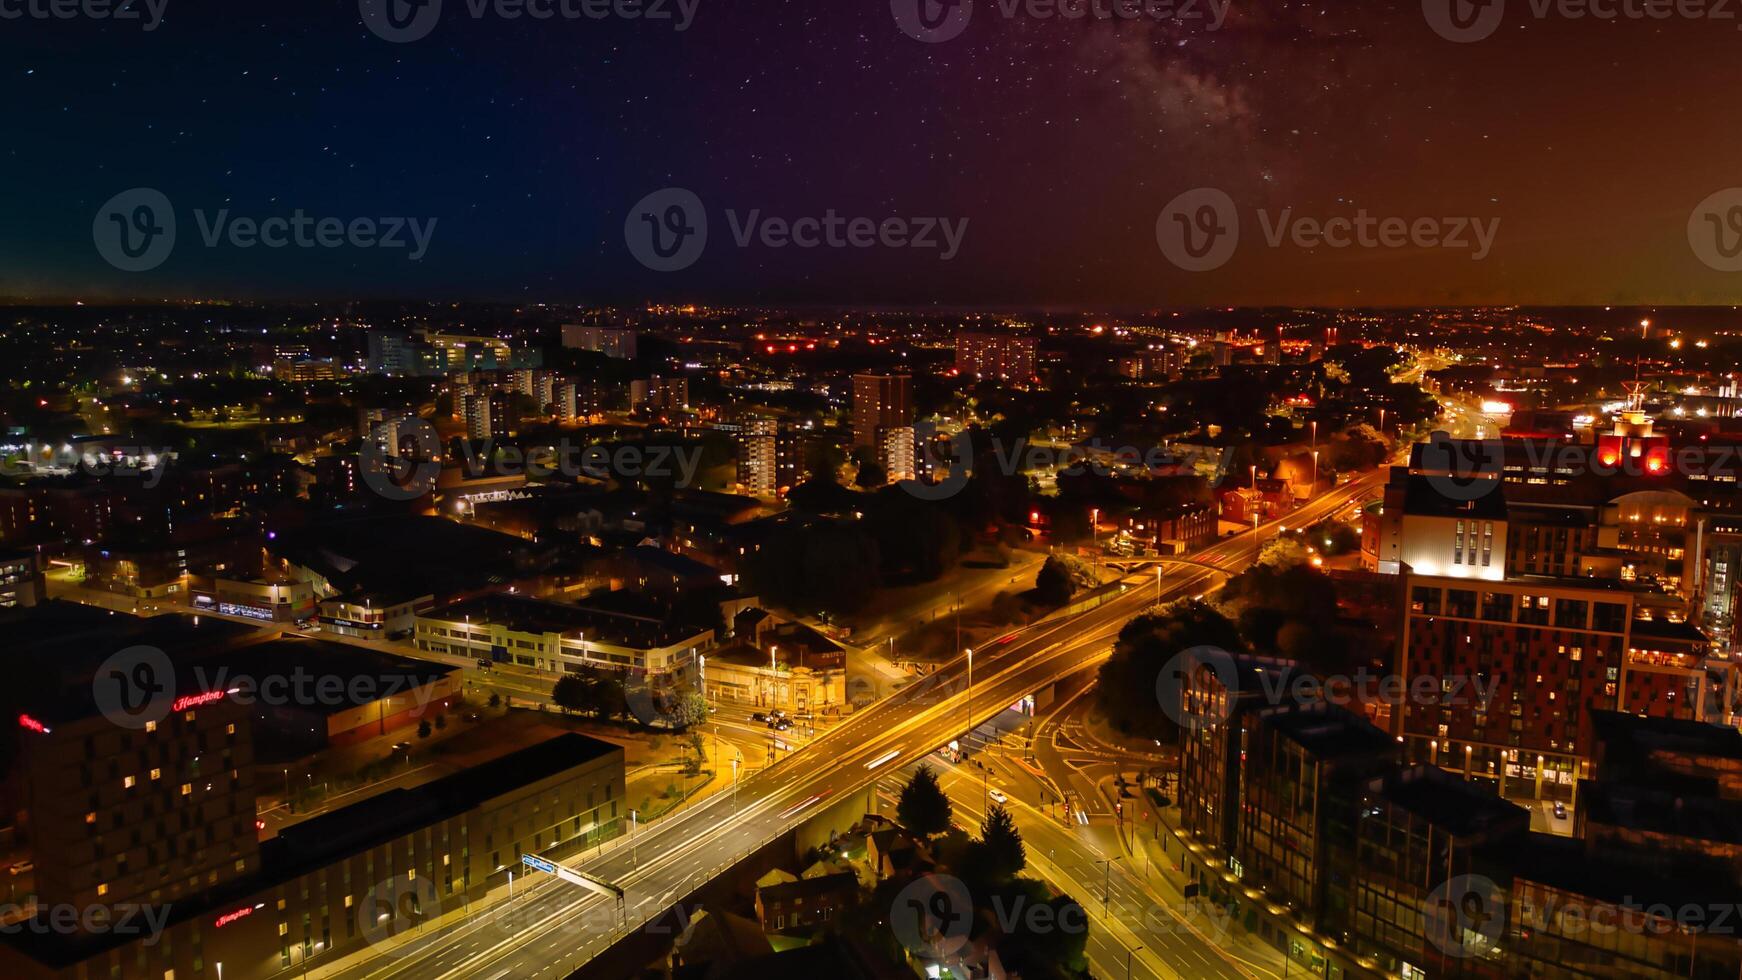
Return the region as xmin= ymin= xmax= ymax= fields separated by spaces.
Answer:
xmin=96 ymin=883 xmax=108 ymax=897
xmin=123 ymin=776 xmax=136 ymax=789
xmin=180 ymin=783 xmax=192 ymax=796
xmin=150 ymin=768 xmax=161 ymax=781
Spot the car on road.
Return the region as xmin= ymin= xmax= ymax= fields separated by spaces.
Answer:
xmin=751 ymin=712 xmax=769 ymax=723
xmin=770 ymin=718 xmax=793 ymax=731
xmin=476 ymin=658 xmax=493 ymax=669
xmin=988 ymin=788 xmax=1008 ymax=805
xmin=8 ymin=861 xmax=33 ymax=876
xmin=391 ymin=742 xmax=411 ymax=753
xmin=1553 ymin=801 xmax=1567 ymax=819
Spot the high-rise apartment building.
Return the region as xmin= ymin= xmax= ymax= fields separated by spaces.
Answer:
xmin=737 ymin=416 xmax=778 ymax=496
xmin=561 ymin=324 xmax=637 ymax=360
xmin=632 ymin=376 xmax=689 ymax=413
xmin=851 ymin=372 xmax=912 ymax=449
xmin=462 ymin=391 xmax=493 ymax=440
xmin=955 ymin=332 xmax=1037 ymax=382
xmin=877 ymin=425 xmax=916 ymax=483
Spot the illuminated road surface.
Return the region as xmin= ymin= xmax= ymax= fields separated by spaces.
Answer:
xmin=317 ymin=474 xmax=1382 ymax=980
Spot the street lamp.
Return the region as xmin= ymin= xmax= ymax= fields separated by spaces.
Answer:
xmin=964 ymin=647 xmax=974 ymax=750
xmin=1096 ymin=856 xmax=1119 ymax=913
xmin=769 ymin=645 xmax=779 ymax=711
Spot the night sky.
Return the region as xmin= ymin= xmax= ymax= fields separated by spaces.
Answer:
xmin=5 ymin=0 xmax=1742 ymax=307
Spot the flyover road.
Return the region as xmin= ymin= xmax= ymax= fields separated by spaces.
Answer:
xmin=312 ymin=472 xmax=1383 ymax=980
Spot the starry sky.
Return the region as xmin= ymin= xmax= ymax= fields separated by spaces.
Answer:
xmin=5 ymin=0 xmax=1742 ymax=307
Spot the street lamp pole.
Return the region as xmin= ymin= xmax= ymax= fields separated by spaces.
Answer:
xmin=1097 ymin=857 xmax=1118 ymax=913
xmin=965 ymin=647 xmax=974 ymax=749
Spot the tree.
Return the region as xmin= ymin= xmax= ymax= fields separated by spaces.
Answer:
xmin=854 ymin=459 xmax=887 ymax=488
xmin=552 ymin=674 xmax=589 ymax=715
xmin=593 ymin=675 xmax=628 ymax=720
xmin=434 ymin=714 xmax=447 ymax=730
xmin=978 ymin=804 xmax=1025 ymax=879
xmin=1034 ymin=556 xmax=1075 ymax=606
xmin=667 ymin=691 xmax=708 ymax=730
xmin=897 ymin=764 xmax=952 ymax=837
xmin=1097 ymin=599 xmax=1245 ymax=741
xmin=417 ymin=719 xmax=432 ymax=739
xmin=487 ymin=692 xmax=502 ymax=710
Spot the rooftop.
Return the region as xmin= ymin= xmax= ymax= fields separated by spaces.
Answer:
xmin=1372 ymin=763 xmax=1528 ymax=838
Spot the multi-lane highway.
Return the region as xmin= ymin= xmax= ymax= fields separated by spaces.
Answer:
xmin=316 ymin=472 xmax=1383 ymax=980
